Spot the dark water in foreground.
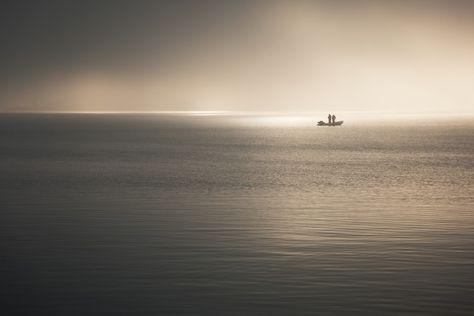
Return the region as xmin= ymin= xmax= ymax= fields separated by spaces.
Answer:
xmin=1 ymin=114 xmax=473 ymax=315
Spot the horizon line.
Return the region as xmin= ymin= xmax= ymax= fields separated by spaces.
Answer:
xmin=1 ymin=110 xmax=474 ymax=117
xmin=0 ymin=110 xmax=474 ymax=116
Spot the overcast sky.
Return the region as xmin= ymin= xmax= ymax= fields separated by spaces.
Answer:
xmin=1 ymin=0 xmax=474 ymax=113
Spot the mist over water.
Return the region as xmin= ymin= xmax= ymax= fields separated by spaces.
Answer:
xmin=1 ymin=114 xmax=473 ymax=315
xmin=2 ymin=0 xmax=474 ymax=113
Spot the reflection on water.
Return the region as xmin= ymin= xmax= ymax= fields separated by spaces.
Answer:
xmin=1 ymin=114 xmax=473 ymax=315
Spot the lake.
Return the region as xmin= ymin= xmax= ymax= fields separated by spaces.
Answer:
xmin=1 ymin=114 xmax=473 ymax=315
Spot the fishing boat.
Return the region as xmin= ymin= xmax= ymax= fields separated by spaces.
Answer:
xmin=317 ymin=120 xmax=344 ymax=126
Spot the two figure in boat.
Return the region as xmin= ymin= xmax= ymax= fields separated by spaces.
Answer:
xmin=317 ymin=114 xmax=343 ymax=126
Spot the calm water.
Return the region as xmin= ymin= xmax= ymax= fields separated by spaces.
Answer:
xmin=1 ymin=114 xmax=473 ymax=315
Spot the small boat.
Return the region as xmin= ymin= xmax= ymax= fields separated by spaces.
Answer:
xmin=317 ymin=120 xmax=344 ymax=126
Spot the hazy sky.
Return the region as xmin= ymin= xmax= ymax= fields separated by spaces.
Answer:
xmin=1 ymin=0 xmax=474 ymax=113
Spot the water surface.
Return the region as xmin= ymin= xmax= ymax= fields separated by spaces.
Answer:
xmin=1 ymin=114 xmax=473 ymax=315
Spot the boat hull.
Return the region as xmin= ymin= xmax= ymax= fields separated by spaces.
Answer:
xmin=317 ymin=121 xmax=344 ymax=126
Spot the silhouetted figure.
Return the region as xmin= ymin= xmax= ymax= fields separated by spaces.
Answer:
xmin=328 ymin=114 xmax=332 ymax=124
xmin=332 ymin=115 xmax=336 ymax=125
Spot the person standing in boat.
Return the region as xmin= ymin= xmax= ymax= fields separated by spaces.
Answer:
xmin=328 ymin=114 xmax=332 ymax=124
xmin=332 ymin=114 xmax=336 ymax=125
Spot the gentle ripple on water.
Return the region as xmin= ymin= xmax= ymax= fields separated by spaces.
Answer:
xmin=0 ymin=114 xmax=473 ymax=315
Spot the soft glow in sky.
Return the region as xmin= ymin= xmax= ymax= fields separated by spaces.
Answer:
xmin=1 ymin=0 xmax=474 ymax=113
